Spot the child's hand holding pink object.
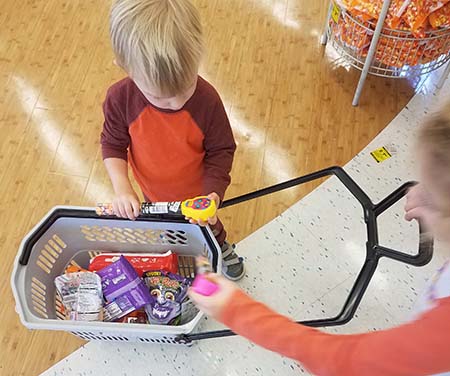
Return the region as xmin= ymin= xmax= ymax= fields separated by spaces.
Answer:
xmin=189 ymin=274 xmax=237 ymax=319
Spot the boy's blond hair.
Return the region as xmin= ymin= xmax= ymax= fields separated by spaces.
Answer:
xmin=110 ymin=0 xmax=203 ymax=96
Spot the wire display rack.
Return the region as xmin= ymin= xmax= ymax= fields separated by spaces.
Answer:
xmin=322 ymin=0 xmax=450 ymax=105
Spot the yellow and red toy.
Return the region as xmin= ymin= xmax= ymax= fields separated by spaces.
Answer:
xmin=180 ymin=196 xmax=217 ymax=222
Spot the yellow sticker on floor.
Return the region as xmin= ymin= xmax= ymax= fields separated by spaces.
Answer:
xmin=371 ymin=147 xmax=392 ymax=163
xmin=331 ymin=3 xmax=341 ymax=23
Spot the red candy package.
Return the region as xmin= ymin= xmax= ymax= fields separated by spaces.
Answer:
xmin=89 ymin=251 xmax=178 ymax=276
xmin=119 ymin=309 xmax=148 ymax=324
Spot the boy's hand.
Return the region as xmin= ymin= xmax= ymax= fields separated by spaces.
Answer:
xmin=112 ymin=189 xmax=140 ymax=220
xmin=186 ymin=192 xmax=220 ymax=226
xmin=188 ymin=274 xmax=237 ymax=319
xmin=404 ymin=184 xmax=439 ymax=232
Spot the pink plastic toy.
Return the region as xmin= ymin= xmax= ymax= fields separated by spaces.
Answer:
xmin=192 ymin=274 xmax=219 ymax=296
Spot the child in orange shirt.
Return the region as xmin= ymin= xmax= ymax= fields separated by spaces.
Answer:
xmin=189 ymin=104 xmax=450 ymax=375
xmin=100 ymin=0 xmax=244 ymax=280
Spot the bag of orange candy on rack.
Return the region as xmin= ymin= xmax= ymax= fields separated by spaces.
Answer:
xmin=429 ymin=1 xmax=450 ymax=28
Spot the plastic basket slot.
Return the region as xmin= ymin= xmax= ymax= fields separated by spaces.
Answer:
xmin=175 ymin=234 xmax=188 ymax=244
xmin=166 ymin=236 xmax=177 ymax=245
xmin=139 ymin=336 xmax=176 ymax=344
xmin=31 ymin=280 xmax=48 ymax=318
xmin=165 ymin=233 xmax=177 ymax=241
xmin=31 ymin=282 xmax=46 ymax=298
xmin=88 ymin=250 xmax=100 ymax=259
xmin=55 ymin=293 xmax=62 ymax=305
xmin=164 ymin=230 xmax=188 ymax=245
xmin=144 ymin=229 xmax=166 ymax=244
xmin=49 ymin=238 xmax=65 ymax=254
xmin=71 ymin=332 xmax=128 ymax=342
xmin=178 ymin=256 xmax=195 ymax=278
xmin=32 ymin=304 xmax=48 ymax=319
xmin=31 ymin=288 xmax=45 ymax=302
xmin=123 ymin=228 xmax=137 ymax=239
xmin=132 ymin=230 xmax=147 ymax=241
xmin=44 ymin=244 xmax=59 ymax=258
xmin=32 ymin=298 xmax=46 ymax=312
xmin=72 ymin=332 xmax=98 ymax=341
xmin=41 ymin=249 xmax=57 ymax=264
xmin=31 ymin=277 xmax=46 ymax=292
xmin=131 ymin=230 xmax=148 ymax=244
xmin=72 ymin=332 xmax=88 ymax=340
xmin=31 ymin=294 xmax=46 ymax=310
xmin=55 ymin=303 xmax=66 ymax=320
xmin=81 ymin=226 xmax=96 ymax=242
xmin=112 ymin=231 xmax=127 ymax=242
xmin=68 ymin=259 xmax=83 ymax=270
xmin=52 ymin=234 xmax=66 ymax=248
xmin=38 ymin=254 xmax=54 ymax=270
xmin=37 ymin=260 xmax=51 ymax=274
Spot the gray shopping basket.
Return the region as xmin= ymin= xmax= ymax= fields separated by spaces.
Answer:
xmin=11 ymin=206 xmax=222 ymax=344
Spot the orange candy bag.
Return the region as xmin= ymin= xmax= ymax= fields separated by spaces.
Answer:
xmin=429 ymin=1 xmax=450 ymax=27
xmin=403 ymin=0 xmax=450 ymax=31
xmin=349 ymin=0 xmax=411 ymax=28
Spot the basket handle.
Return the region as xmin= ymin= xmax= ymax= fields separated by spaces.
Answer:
xmin=96 ymin=198 xmax=216 ymax=222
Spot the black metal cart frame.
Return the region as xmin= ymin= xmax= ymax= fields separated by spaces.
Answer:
xmin=176 ymin=166 xmax=433 ymax=343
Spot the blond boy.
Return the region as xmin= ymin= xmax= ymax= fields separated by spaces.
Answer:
xmin=101 ymin=0 xmax=244 ymax=280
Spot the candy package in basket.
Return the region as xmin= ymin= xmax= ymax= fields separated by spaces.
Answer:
xmin=98 ymin=255 xmax=152 ymax=322
xmin=55 ymin=250 xmax=197 ymax=325
xmin=55 ymin=272 xmax=103 ymax=321
xmin=89 ymin=250 xmax=178 ymax=276
xmin=143 ymin=271 xmax=192 ymax=325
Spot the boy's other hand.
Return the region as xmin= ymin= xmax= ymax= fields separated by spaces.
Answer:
xmin=186 ymin=192 xmax=220 ymax=226
xmin=112 ymin=190 xmax=140 ymax=220
xmin=188 ymin=274 xmax=237 ymax=319
xmin=404 ymin=184 xmax=439 ymax=232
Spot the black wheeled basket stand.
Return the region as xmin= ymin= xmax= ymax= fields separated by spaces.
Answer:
xmin=175 ymin=166 xmax=433 ymax=344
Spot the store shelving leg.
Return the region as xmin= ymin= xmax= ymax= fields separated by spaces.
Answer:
xmin=352 ymin=0 xmax=392 ymax=106
xmin=321 ymin=2 xmax=333 ymax=45
xmin=436 ymin=60 xmax=450 ymax=89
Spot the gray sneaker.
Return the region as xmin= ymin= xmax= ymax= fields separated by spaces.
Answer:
xmin=221 ymin=241 xmax=245 ymax=281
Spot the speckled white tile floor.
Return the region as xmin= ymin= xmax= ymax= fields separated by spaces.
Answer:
xmin=41 ymin=76 xmax=450 ymax=376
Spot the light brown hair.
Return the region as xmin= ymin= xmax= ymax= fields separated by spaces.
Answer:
xmin=110 ymin=0 xmax=204 ymax=96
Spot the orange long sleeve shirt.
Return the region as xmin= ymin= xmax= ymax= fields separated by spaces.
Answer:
xmin=220 ymin=290 xmax=450 ymax=375
xmin=100 ymin=76 xmax=236 ymax=202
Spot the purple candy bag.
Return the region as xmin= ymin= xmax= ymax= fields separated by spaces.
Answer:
xmin=97 ymin=256 xmax=151 ymax=321
xmin=143 ymin=271 xmax=192 ymax=325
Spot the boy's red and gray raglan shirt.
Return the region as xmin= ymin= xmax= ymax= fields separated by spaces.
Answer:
xmin=101 ymin=76 xmax=236 ymax=202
